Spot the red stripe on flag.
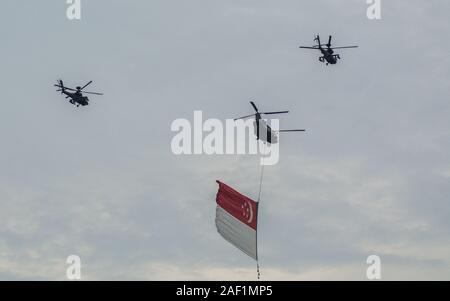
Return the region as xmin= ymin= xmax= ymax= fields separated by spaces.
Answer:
xmin=216 ymin=181 xmax=258 ymax=230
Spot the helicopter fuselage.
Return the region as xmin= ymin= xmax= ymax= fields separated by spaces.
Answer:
xmin=320 ymin=48 xmax=338 ymax=65
xmin=61 ymin=90 xmax=89 ymax=106
xmin=254 ymin=115 xmax=279 ymax=144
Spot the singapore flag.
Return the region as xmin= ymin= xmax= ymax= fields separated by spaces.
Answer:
xmin=215 ymin=180 xmax=258 ymax=260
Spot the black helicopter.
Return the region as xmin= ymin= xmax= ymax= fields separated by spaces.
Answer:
xmin=299 ymin=35 xmax=358 ymax=65
xmin=234 ymin=101 xmax=305 ymax=144
xmin=54 ymin=80 xmax=103 ymax=107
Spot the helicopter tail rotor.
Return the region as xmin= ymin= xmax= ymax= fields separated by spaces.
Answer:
xmin=55 ymin=79 xmax=65 ymax=93
xmin=314 ymin=34 xmax=321 ymax=47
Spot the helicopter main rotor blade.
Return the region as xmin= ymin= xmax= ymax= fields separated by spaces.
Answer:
xmin=299 ymin=46 xmax=320 ymax=50
xmin=233 ymin=114 xmax=256 ymax=121
xmin=82 ymin=91 xmax=103 ymax=95
xmin=330 ymin=46 xmax=358 ymax=49
xmin=261 ymin=111 xmax=289 ymax=115
xmin=54 ymin=85 xmax=77 ymax=91
xmin=327 ymin=35 xmax=332 ymax=47
xmin=250 ymin=101 xmax=259 ymax=112
xmin=279 ymin=129 xmax=306 ymax=132
xmin=80 ymin=80 xmax=93 ymax=90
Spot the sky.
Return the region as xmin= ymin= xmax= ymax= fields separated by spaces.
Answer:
xmin=0 ymin=0 xmax=449 ymax=280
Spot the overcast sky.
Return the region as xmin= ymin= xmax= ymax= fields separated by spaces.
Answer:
xmin=0 ymin=0 xmax=449 ymax=280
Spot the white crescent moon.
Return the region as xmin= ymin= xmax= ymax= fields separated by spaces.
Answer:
xmin=246 ymin=200 xmax=253 ymax=223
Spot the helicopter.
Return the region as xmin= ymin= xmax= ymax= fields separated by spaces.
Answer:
xmin=233 ymin=101 xmax=305 ymax=144
xmin=299 ymin=35 xmax=358 ymax=65
xmin=54 ymin=79 xmax=103 ymax=107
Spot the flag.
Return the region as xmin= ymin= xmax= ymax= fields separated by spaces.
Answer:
xmin=215 ymin=180 xmax=258 ymax=260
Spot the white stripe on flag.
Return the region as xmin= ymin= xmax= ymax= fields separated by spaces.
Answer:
xmin=215 ymin=206 xmax=257 ymax=260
